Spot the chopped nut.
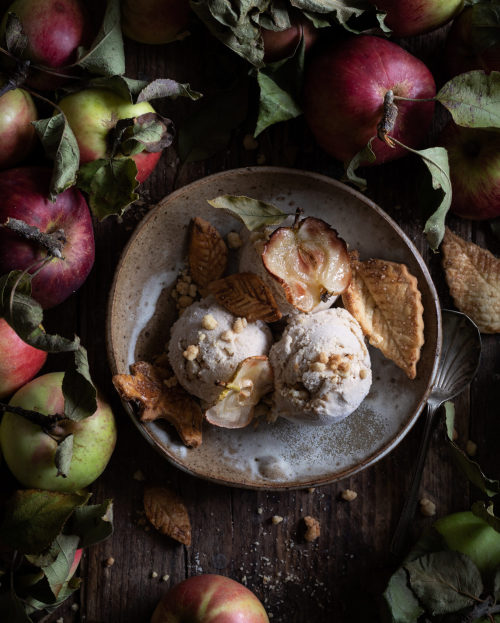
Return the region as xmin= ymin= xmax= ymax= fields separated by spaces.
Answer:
xmin=151 ymin=571 xmax=159 ymax=578
xmin=162 ymin=574 xmax=170 ymax=582
xmin=466 ymin=440 xmax=477 ymax=456
xmin=198 ymin=332 xmax=206 ymax=342
xmin=341 ymin=489 xmax=357 ymax=502
xmin=310 ymin=361 xmax=326 ymax=372
xmin=176 ymin=280 xmax=190 ymax=295
xmin=188 ymin=283 xmax=198 ymax=298
xmin=183 ymin=345 xmax=199 ymax=361
xmin=233 ymin=317 xmax=247 ymax=333
xmin=133 ymin=470 xmax=145 ymax=481
xmin=420 ymin=497 xmax=436 ymax=517
xmin=105 ymin=557 xmax=115 ymax=567
xmin=243 ymin=134 xmax=259 ymax=150
xmin=318 ymin=352 xmax=328 ymax=364
xmin=303 ymin=516 xmax=320 ymax=541
xmin=272 ymin=515 xmax=283 ymax=524
xmin=71 ymin=604 xmax=79 ymax=612
xmin=359 ymin=369 xmax=368 ymax=379
xmin=202 ymin=313 xmax=218 ymax=330
xmin=220 ymin=330 xmax=233 ymax=342
xmin=257 ymin=507 xmax=263 ymax=515
xmin=227 ymin=231 xmax=243 ymax=249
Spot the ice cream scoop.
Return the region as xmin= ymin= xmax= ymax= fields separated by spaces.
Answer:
xmin=269 ymin=307 xmax=371 ymax=424
xmin=168 ymin=297 xmax=273 ymax=404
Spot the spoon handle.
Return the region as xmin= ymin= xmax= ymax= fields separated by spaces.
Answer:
xmin=390 ymin=398 xmax=442 ymax=559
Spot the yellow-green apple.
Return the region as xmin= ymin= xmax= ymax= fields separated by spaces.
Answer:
xmin=58 ymin=88 xmax=162 ymax=182
xmin=121 ymin=0 xmax=190 ymax=44
xmin=151 ymin=575 xmax=269 ymax=623
xmin=0 ymin=0 xmax=90 ymax=89
xmin=262 ymin=15 xmax=318 ymax=63
xmin=438 ymin=123 xmax=500 ymax=220
xmin=0 ymin=167 xmax=95 ymax=308
xmin=443 ymin=6 xmax=500 ymax=77
xmin=303 ymin=35 xmax=436 ymax=164
xmin=0 ymin=85 xmax=37 ymax=169
xmin=0 ymin=318 xmax=46 ymax=399
xmin=368 ymin=0 xmax=463 ymax=37
xmin=434 ymin=511 xmax=500 ymax=578
xmin=0 ymin=372 xmax=117 ymax=492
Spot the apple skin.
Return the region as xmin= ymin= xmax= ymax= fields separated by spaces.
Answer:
xmin=0 ymin=85 xmax=37 ymax=169
xmin=0 ymin=167 xmax=95 ymax=309
xmin=0 ymin=372 xmax=117 ymax=492
xmin=151 ymin=574 xmax=269 ymax=623
xmin=434 ymin=511 xmax=500 ymax=579
xmin=0 ymin=318 xmax=47 ymax=399
xmin=438 ymin=122 xmax=500 ymax=220
xmin=262 ymin=17 xmax=317 ymax=64
xmin=58 ymin=88 xmax=162 ymax=183
xmin=121 ymin=0 xmax=190 ymax=45
xmin=303 ymin=35 xmax=436 ymax=164
xmin=368 ymin=0 xmax=463 ymax=38
xmin=443 ymin=6 xmax=500 ymax=78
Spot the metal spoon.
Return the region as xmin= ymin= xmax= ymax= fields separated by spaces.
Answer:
xmin=390 ymin=309 xmax=482 ymax=559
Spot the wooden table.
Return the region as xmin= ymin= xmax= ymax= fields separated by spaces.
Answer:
xmin=37 ymin=25 xmax=500 ymax=623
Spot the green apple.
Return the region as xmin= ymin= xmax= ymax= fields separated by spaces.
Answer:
xmin=0 ymin=372 xmax=117 ymax=492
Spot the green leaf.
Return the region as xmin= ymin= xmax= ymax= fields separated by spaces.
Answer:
xmin=444 ymin=401 xmax=455 ymax=441
xmin=446 ymin=435 xmax=500 ymax=498
xmin=120 ymin=113 xmax=174 ymax=156
xmin=68 ymin=500 xmax=113 ymax=548
xmin=344 ymin=137 xmax=376 ymax=190
xmin=470 ymin=4 xmax=500 ymax=54
xmin=0 ymin=490 xmax=90 ymax=554
xmin=207 ymin=195 xmax=287 ymax=230
xmin=54 ymin=435 xmax=74 ymax=478
xmin=87 ymin=75 xmax=148 ymax=102
xmin=77 ymin=157 xmax=139 ymax=220
xmin=136 ymin=78 xmax=203 ymax=103
xmin=62 ymin=344 xmax=97 ymax=422
xmin=26 ymin=534 xmax=79 ymax=600
xmin=33 ymin=114 xmax=80 ymax=198
xmin=437 ymin=71 xmax=500 ymax=128
xmin=383 ymin=567 xmax=423 ymax=623
xmin=290 ymin=0 xmax=368 ymax=22
xmin=405 ymin=551 xmax=482 ymax=615
xmin=471 ymin=501 xmax=500 ymax=533
xmin=76 ymin=0 xmax=125 ymax=76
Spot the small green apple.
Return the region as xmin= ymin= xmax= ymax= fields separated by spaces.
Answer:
xmin=0 ymin=372 xmax=117 ymax=492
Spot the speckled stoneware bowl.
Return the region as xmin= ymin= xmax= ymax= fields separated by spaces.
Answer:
xmin=106 ymin=167 xmax=442 ymax=490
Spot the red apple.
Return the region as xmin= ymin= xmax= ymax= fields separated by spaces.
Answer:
xmin=438 ymin=122 xmax=500 ymax=220
xmin=121 ymin=0 xmax=190 ymax=45
xmin=368 ymin=0 xmax=463 ymax=37
xmin=58 ymin=88 xmax=162 ymax=183
xmin=0 ymin=372 xmax=117 ymax=492
xmin=0 ymin=318 xmax=46 ymax=399
xmin=262 ymin=16 xmax=318 ymax=63
xmin=303 ymin=35 xmax=436 ymax=164
xmin=0 ymin=85 xmax=37 ymax=169
xmin=0 ymin=167 xmax=95 ymax=308
xmin=443 ymin=6 xmax=500 ymax=78
xmin=151 ymin=575 xmax=269 ymax=623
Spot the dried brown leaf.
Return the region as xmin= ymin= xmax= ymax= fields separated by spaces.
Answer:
xmin=442 ymin=228 xmax=500 ymax=334
xmin=188 ymin=216 xmax=228 ymax=288
xmin=112 ymin=361 xmax=203 ymax=448
xmin=209 ymin=272 xmax=282 ymax=322
xmin=144 ymin=485 xmax=191 ymax=546
xmin=342 ymin=253 xmax=424 ymax=379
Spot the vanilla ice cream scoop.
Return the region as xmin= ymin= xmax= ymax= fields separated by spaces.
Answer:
xmin=269 ymin=308 xmax=371 ymax=424
xmin=168 ymin=297 xmax=273 ymax=404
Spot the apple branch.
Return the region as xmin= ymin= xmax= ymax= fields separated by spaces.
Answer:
xmin=2 ymin=218 xmax=66 ymax=259
xmin=0 ymin=402 xmax=66 ymax=430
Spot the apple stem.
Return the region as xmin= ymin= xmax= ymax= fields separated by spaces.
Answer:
xmin=0 ymin=402 xmax=66 ymax=432
xmin=3 ymin=217 xmax=66 ymax=259
xmin=293 ymin=207 xmax=304 ymax=228
xmin=377 ymin=90 xmax=398 ymax=148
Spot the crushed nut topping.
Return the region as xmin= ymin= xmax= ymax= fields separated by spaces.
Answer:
xmin=178 ymin=295 xmax=193 ymax=308
xmin=359 ymin=369 xmax=368 ymax=379
xmin=341 ymin=489 xmax=357 ymax=502
xmin=272 ymin=515 xmax=284 ymax=525
xmin=318 ymin=352 xmax=329 ymax=364
xmin=183 ymin=345 xmax=199 ymax=361
xmin=232 ymin=317 xmax=247 ymax=333
xmin=220 ymin=330 xmax=233 ymax=342
xmin=310 ymin=361 xmax=326 ymax=372
xmin=202 ymin=313 xmax=218 ymax=330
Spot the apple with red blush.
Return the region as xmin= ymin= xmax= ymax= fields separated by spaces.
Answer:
xmin=0 ymin=85 xmax=37 ymax=169
xmin=0 ymin=318 xmax=46 ymax=399
xmin=303 ymin=35 xmax=436 ymax=165
xmin=0 ymin=166 xmax=95 ymax=309
xmin=368 ymin=0 xmax=463 ymax=37
xmin=261 ymin=15 xmax=317 ymax=63
xmin=121 ymin=0 xmax=190 ymax=44
xmin=151 ymin=574 xmax=269 ymax=623
xmin=438 ymin=122 xmax=500 ymax=220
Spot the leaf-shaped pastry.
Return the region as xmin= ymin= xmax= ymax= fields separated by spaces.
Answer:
xmin=442 ymin=228 xmax=500 ymax=334
xmin=209 ymin=272 xmax=282 ymax=322
xmin=144 ymin=486 xmax=191 ymax=546
xmin=188 ymin=217 xmax=228 ymax=288
xmin=342 ymin=254 xmax=424 ymax=379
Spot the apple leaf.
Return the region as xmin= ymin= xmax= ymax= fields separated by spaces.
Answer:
xmin=136 ymin=79 xmax=203 ymax=103
xmin=87 ymin=75 xmax=148 ymax=102
xmin=290 ymin=0 xmax=368 ymax=27
xmin=0 ymin=490 xmax=90 ymax=555
xmin=76 ymin=0 xmax=125 ymax=77
xmin=77 ymin=157 xmax=139 ymax=220
xmin=470 ymin=4 xmax=500 ymax=54
xmin=120 ymin=113 xmax=174 ymax=156
xmin=207 ymin=195 xmax=287 ymax=230
xmin=54 ymin=435 xmax=74 ymax=479
xmin=33 ymin=114 xmax=80 ymax=199
xmin=26 ymin=534 xmax=79 ymax=600
xmin=405 ymin=551 xmax=482 ymax=615
xmin=344 ymin=137 xmax=376 ymax=189
xmin=68 ymin=500 xmax=114 ymax=548
xmin=437 ymin=70 xmax=500 ymax=128
xmin=23 ymin=576 xmax=81 ymax=615
xmin=471 ymin=501 xmax=500 ymax=533
xmin=4 ymin=12 xmax=27 ymax=57
xmin=254 ymin=36 xmax=305 ymax=137
xmin=62 ymin=344 xmax=97 ymax=422
xmin=382 ymin=567 xmax=423 ymax=623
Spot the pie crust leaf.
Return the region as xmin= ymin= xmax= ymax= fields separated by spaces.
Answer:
xmin=209 ymin=272 xmax=282 ymax=322
xmin=112 ymin=361 xmax=203 ymax=448
xmin=188 ymin=216 xmax=228 ymax=288
xmin=143 ymin=485 xmax=191 ymax=546
xmin=342 ymin=253 xmax=425 ymax=379
xmin=442 ymin=228 xmax=500 ymax=334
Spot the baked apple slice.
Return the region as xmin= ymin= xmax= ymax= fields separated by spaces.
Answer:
xmin=205 ymin=356 xmax=273 ymax=429
xmin=262 ymin=217 xmax=351 ymax=312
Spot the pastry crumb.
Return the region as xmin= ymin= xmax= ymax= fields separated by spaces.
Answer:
xmin=419 ymin=497 xmax=436 ymax=517
xmin=105 ymin=557 xmax=115 ymax=567
xmin=341 ymin=489 xmax=357 ymax=502
xmin=162 ymin=574 xmax=170 ymax=582
xmin=272 ymin=515 xmax=283 ymax=524
xmin=151 ymin=571 xmax=159 ymax=578
xmin=303 ymin=516 xmax=320 ymax=541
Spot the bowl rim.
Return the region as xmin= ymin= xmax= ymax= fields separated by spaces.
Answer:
xmin=106 ymin=165 xmax=442 ymax=490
